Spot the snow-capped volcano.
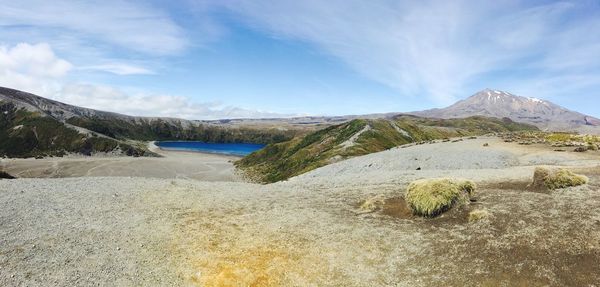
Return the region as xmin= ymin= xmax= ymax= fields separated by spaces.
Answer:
xmin=412 ymin=89 xmax=600 ymax=132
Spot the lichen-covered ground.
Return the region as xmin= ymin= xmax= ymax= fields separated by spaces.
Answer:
xmin=1 ymin=137 xmax=599 ymax=286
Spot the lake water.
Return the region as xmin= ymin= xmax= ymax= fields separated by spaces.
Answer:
xmin=155 ymin=141 xmax=265 ymax=156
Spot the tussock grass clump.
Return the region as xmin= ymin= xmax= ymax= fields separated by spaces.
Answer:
xmin=405 ymin=178 xmax=475 ymax=217
xmin=532 ymin=167 xmax=588 ymax=190
xmin=468 ymin=209 xmax=491 ymax=222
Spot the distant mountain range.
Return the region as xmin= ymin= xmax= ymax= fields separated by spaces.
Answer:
xmin=0 ymin=87 xmax=295 ymax=158
xmin=411 ymin=89 xmax=600 ymax=133
xmin=0 ymin=86 xmax=597 ymax=158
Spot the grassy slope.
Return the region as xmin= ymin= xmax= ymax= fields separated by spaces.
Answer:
xmin=0 ymin=102 xmax=147 ymax=158
xmin=66 ymin=117 xmax=295 ymax=144
xmin=236 ymin=116 xmax=538 ymax=183
xmin=1 ymin=97 xmax=296 ymax=158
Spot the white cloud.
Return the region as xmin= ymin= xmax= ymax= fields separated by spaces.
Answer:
xmin=0 ymin=43 xmax=72 ymax=96
xmin=79 ymin=63 xmax=155 ymax=76
xmin=56 ymin=83 xmax=289 ymax=120
xmin=0 ymin=43 xmax=72 ymax=78
xmin=206 ymin=0 xmax=600 ymax=105
xmin=0 ymin=42 xmax=286 ymax=120
xmin=0 ymin=0 xmax=188 ymax=55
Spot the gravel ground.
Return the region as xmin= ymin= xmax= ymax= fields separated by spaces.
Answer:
xmin=290 ymin=137 xmax=600 ymax=188
xmin=1 ymin=137 xmax=600 ymax=286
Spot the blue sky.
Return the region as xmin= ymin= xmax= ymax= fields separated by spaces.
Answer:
xmin=0 ymin=0 xmax=599 ymax=119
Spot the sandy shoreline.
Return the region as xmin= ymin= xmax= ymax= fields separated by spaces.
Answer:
xmin=1 ymin=137 xmax=600 ymax=286
xmin=149 ymin=141 xmax=246 ymax=158
xmin=0 ymin=141 xmax=242 ymax=182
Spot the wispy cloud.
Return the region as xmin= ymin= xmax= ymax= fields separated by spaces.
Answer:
xmin=205 ymin=0 xmax=600 ymax=104
xmin=79 ymin=63 xmax=156 ymax=76
xmin=1 ymin=1 xmax=598 ymax=117
xmin=0 ymin=0 xmax=188 ymax=55
xmin=57 ymin=83 xmax=290 ymax=120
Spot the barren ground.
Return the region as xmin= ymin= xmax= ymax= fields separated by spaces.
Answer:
xmin=1 ymin=137 xmax=600 ymax=286
xmin=0 ymin=143 xmax=241 ymax=182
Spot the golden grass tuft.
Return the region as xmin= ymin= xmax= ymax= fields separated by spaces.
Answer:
xmin=405 ymin=178 xmax=475 ymax=217
xmin=358 ymin=195 xmax=386 ymax=213
xmin=468 ymin=209 xmax=491 ymax=222
xmin=531 ymin=167 xmax=551 ymax=189
xmin=532 ymin=167 xmax=588 ymax=190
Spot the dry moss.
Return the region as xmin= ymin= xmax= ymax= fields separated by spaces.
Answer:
xmin=405 ymin=178 xmax=475 ymax=217
xmin=532 ymin=167 xmax=588 ymax=190
xmin=468 ymin=209 xmax=491 ymax=222
xmin=358 ymin=195 xmax=386 ymax=213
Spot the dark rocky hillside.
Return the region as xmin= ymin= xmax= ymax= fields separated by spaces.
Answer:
xmin=0 ymin=102 xmax=147 ymax=158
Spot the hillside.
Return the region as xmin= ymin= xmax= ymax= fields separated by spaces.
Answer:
xmin=412 ymin=89 xmax=600 ymax=132
xmin=0 ymin=101 xmax=148 ymax=158
xmin=236 ymin=116 xmax=538 ymax=182
xmin=0 ymin=87 xmax=296 ymax=158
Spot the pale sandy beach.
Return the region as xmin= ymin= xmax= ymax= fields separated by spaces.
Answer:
xmin=0 ymin=142 xmax=241 ymax=182
xmin=1 ymin=137 xmax=600 ymax=286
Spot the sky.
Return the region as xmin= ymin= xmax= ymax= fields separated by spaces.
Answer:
xmin=0 ymin=0 xmax=599 ymax=119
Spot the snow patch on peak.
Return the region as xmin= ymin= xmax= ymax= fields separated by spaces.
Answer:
xmin=528 ymin=97 xmax=543 ymax=103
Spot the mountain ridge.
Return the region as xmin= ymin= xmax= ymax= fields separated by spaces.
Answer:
xmin=1 ymin=86 xmax=598 ymax=159
xmin=0 ymin=86 xmax=200 ymax=127
xmin=236 ymin=116 xmax=538 ymax=183
xmin=411 ymin=89 xmax=600 ymax=133
xmin=0 ymin=87 xmax=296 ymax=158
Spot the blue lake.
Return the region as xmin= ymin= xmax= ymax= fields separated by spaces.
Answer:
xmin=155 ymin=141 xmax=265 ymax=156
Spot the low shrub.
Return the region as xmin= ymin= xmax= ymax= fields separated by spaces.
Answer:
xmin=532 ymin=167 xmax=588 ymax=190
xmin=405 ymin=178 xmax=475 ymax=217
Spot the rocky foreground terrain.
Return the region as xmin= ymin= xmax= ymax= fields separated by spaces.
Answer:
xmin=1 ymin=137 xmax=600 ymax=286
